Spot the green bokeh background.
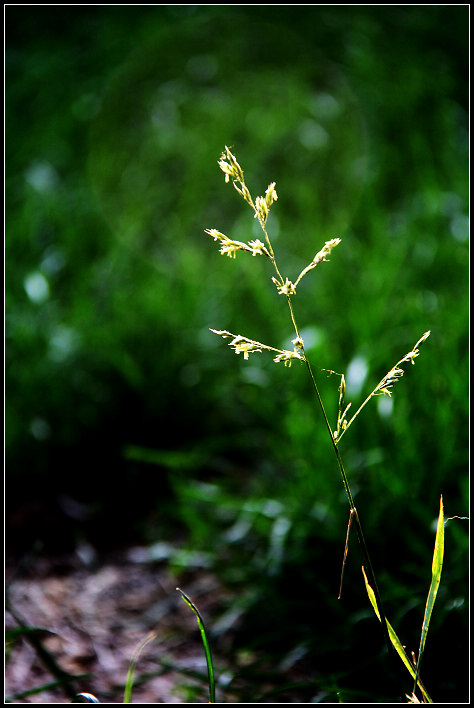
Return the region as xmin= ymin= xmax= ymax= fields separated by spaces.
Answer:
xmin=6 ymin=6 xmax=468 ymax=702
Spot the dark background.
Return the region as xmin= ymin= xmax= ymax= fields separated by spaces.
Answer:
xmin=6 ymin=6 xmax=468 ymax=703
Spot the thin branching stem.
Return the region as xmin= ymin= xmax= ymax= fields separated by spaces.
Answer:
xmin=210 ymin=147 xmax=408 ymax=697
xmin=258 ymin=192 xmax=399 ymax=681
xmin=259 ymin=221 xmax=286 ymax=291
xmin=312 ymin=350 xmax=407 ymax=699
xmin=294 ymin=311 xmax=401 ymax=690
xmin=274 ymin=246 xmax=402 ymax=691
xmin=337 ymin=331 xmax=430 ymax=443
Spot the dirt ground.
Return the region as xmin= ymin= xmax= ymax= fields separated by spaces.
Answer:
xmin=6 ymin=546 xmax=241 ymax=704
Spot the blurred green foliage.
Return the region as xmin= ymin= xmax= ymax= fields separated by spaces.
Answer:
xmin=6 ymin=6 xmax=468 ymax=701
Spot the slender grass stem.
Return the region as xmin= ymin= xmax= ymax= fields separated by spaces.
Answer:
xmin=260 ymin=193 xmax=402 ymax=693
xmin=302 ymin=344 xmax=402 ymax=691
xmin=338 ymin=508 xmax=355 ymax=600
xmin=123 ymin=631 xmax=157 ymax=703
xmin=210 ymin=147 xmax=413 ymax=698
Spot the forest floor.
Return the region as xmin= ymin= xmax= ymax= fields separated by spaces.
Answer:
xmin=6 ymin=547 xmax=238 ymax=704
xmin=6 ymin=546 xmax=317 ymax=704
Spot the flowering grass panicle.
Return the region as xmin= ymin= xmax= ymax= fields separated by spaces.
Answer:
xmin=206 ymin=146 xmax=440 ymax=703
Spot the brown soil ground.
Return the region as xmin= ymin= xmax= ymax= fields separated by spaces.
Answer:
xmin=6 ymin=548 xmax=241 ymax=704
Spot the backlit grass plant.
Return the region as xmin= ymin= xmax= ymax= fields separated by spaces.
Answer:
xmin=206 ymin=146 xmax=435 ymax=702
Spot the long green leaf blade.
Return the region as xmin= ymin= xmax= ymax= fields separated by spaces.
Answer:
xmin=177 ymin=588 xmax=216 ymax=703
xmin=361 ymin=566 xmax=432 ymax=703
xmin=414 ymin=495 xmax=444 ymax=694
xmin=421 ymin=495 xmax=444 ymax=655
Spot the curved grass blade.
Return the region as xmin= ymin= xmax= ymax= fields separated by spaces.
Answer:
xmin=5 ymin=602 xmax=81 ymax=699
xmin=177 ymin=587 xmax=216 ymax=703
xmin=338 ymin=508 xmax=355 ymax=600
xmin=123 ymin=631 xmax=157 ymax=703
xmin=5 ymin=676 xmax=90 ymax=703
xmin=413 ymin=495 xmax=444 ymax=696
xmin=361 ymin=566 xmax=432 ymax=703
xmin=5 ymin=626 xmax=56 ymax=641
xmin=5 ymin=626 xmax=57 ymax=663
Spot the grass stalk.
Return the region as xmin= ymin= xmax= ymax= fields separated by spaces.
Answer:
xmin=123 ymin=631 xmax=157 ymax=703
xmin=206 ymin=146 xmax=431 ymax=699
xmin=176 ymin=588 xmax=216 ymax=703
xmin=303 ymin=351 xmax=402 ymax=687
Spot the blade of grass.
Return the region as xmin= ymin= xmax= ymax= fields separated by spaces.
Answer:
xmin=361 ymin=566 xmax=432 ymax=703
xmin=5 ymin=675 xmax=90 ymax=703
xmin=338 ymin=508 xmax=355 ymax=600
xmin=5 ymin=626 xmax=56 ymax=641
xmin=5 ymin=600 xmax=81 ymax=699
xmin=5 ymin=626 xmax=57 ymax=663
xmin=176 ymin=587 xmax=216 ymax=703
xmin=413 ymin=495 xmax=444 ymax=696
xmin=123 ymin=630 xmax=157 ymax=703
